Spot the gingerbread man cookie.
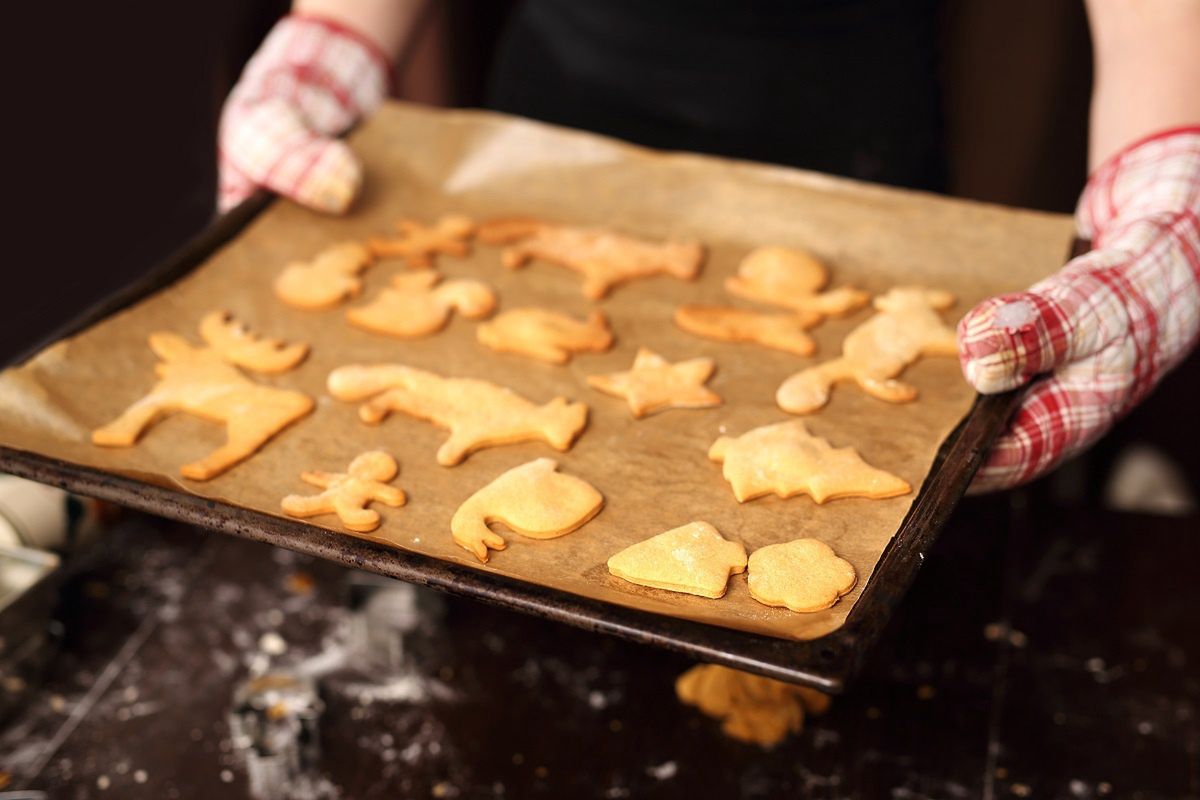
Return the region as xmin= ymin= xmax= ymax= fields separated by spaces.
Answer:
xmin=347 ymin=272 xmax=496 ymax=338
xmin=776 ymin=287 xmax=958 ymax=414
xmin=725 ymin=246 xmax=869 ymax=317
xmin=92 ymin=312 xmax=313 ymax=480
xmin=281 ymin=451 xmax=407 ymax=532
xmin=607 ymin=521 xmax=747 ymax=599
xmin=327 ymin=364 xmax=589 ymax=466
xmin=708 ymin=420 xmax=910 ymax=503
xmin=587 ymin=348 xmax=721 ymax=418
xmin=477 ymin=217 xmax=704 ymax=299
xmin=674 ymin=305 xmax=821 ymax=356
xmin=451 ymin=458 xmax=604 ymax=562
xmin=747 ymin=538 xmax=857 ymax=613
xmin=368 ymin=215 xmax=475 ymax=268
xmin=476 ymin=308 xmax=614 ymax=364
xmin=274 ymin=242 xmax=374 ymax=310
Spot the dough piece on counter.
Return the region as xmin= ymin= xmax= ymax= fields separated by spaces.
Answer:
xmin=368 ymin=215 xmax=475 ymax=268
xmin=708 ymin=420 xmax=910 ymax=503
xmin=587 ymin=348 xmax=721 ymax=418
xmin=776 ymin=287 xmax=958 ymax=414
xmin=478 ymin=217 xmax=704 ymax=299
xmin=747 ymin=538 xmax=857 ymax=613
xmin=347 ymin=272 xmax=496 ymax=338
xmin=281 ymin=451 xmax=406 ymax=532
xmin=91 ymin=312 xmax=313 ymax=481
xmin=477 ymin=308 xmax=613 ymax=364
xmin=451 ymin=458 xmax=603 ymax=562
xmin=725 ymin=246 xmax=869 ymax=317
xmin=274 ymin=242 xmax=374 ymax=310
xmin=674 ymin=305 xmax=821 ymax=356
xmin=327 ymin=364 xmax=588 ymax=466
xmin=606 ymin=521 xmax=747 ymax=599
xmin=676 ymin=664 xmax=831 ymax=747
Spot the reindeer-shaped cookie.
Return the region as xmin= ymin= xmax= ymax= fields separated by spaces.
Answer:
xmin=327 ymin=364 xmax=589 ymax=466
xmin=92 ymin=311 xmax=313 ymax=480
xmin=776 ymin=287 xmax=958 ymax=414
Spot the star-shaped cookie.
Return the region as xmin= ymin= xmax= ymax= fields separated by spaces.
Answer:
xmin=586 ymin=348 xmax=721 ymax=418
xmin=708 ymin=420 xmax=910 ymax=503
xmin=607 ymin=521 xmax=747 ymax=598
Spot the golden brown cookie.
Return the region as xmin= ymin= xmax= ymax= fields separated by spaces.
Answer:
xmin=477 ymin=308 xmax=614 ymax=364
xmin=675 ymin=664 xmax=831 ymax=747
xmin=674 ymin=305 xmax=821 ymax=356
xmin=274 ymin=242 xmax=374 ymax=310
xmin=747 ymin=538 xmax=857 ymax=613
xmin=368 ymin=215 xmax=475 ymax=268
xmin=451 ymin=457 xmax=604 ymax=562
xmin=606 ymin=521 xmax=747 ymax=599
xmin=477 ymin=217 xmax=704 ymax=299
xmin=92 ymin=313 xmax=313 ymax=481
xmin=586 ymin=348 xmax=721 ymax=418
xmin=708 ymin=420 xmax=910 ymax=503
xmin=776 ymin=287 xmax=958 ymax=414
xmin=725 ymin=246 xmax=869 ymax=317
xmin=346 ymin=272 xmax=496 ymax=338
xmin=281 ymin=451 xmax=407 ymax=532
xmin=327 ymin=364 xmax=589 ymax=466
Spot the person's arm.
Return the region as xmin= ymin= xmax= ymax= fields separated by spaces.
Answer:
xmin=958 ymin=0 xmax=1200 ymax=491
xmin=218 ymin=1 xmax=429 ymax=214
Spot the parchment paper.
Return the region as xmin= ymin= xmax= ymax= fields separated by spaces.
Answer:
xmin=0 ymin=102 xmax=1074 ymax=640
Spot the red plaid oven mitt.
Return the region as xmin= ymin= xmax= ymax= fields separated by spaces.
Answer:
xmin=218 ymin=15 xmax=392 ymax=214
xmin=958 ymin=126 xmax=1200 ymax=491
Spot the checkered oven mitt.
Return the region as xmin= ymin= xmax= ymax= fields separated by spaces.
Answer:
xmin=218 ymin=15 xmax=392 ymax=214
xmin=958 ymin=126 xmax=1200 ymax=491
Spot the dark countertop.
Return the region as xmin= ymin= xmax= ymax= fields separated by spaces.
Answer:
xmin=1 ymin=493 xmax=1197 ymax=799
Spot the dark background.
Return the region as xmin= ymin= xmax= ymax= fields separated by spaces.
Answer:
xmin=8 ymin=0 xmax=1197 ymax=493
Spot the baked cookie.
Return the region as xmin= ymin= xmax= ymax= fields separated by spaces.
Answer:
xmin=274 ymin=242 xmax=374 ymax=310
xmin=675 ymin=664 xmax=830 ymax=747
xmin=747 ymin=538 xmax=857 ymax=613
xmin=674 ymin=305 xmax=821 ymax=356
xmin=708 ymin=420 xmax=910 ymax=503
xmin=451 ymin=458 xmax=603 ymax=562
xmin=281 ymin=451 xmax=407 ymax=532
xmin=327 ymin=364 xmax=589 ymax=466
xmin=92 ymin=312 xmax=313 ymax=480
xmin=368 ymin=215 xmax=475 ymax=268
xmin=477 ymin=308 xmax=614 ymax=364
xmin=347 ymin=272 xmax=496 ymax=338
xmin=725 ymin=246 xmax=869 ymax=317
xmin=776 ymin=287 xmax=958 ymax=414
xmin=606 ymin=521 xmax=747 ymax=599
xmin=586 ymin=348 xmax=721 ymax=418
xmin=477 ymin=217 xmax=704 ymax=299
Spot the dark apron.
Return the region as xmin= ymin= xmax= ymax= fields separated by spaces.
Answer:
xmin=486 ymin=0 xmax=945 ymax=191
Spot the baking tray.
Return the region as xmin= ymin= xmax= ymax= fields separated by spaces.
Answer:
xmin=0 ymin=178 xmax=1084 ymax=691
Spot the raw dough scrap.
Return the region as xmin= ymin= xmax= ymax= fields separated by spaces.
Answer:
xmin=477 ymin=308 xmax=614 ymax=364
xmin=274 ymin=242 xmax=374 ymax=310
xmin=477 ymin=217 xmax=704 ymax=299
xmin=368 ymin=215 xmax=475 ymax=268
xmin=92 ymin=312 xmax=313 ymax=480
xmin=451 ymin=457 xmax=603 ymax=562
xmin=676 ymin=664 xmax=831 ymax=747
xmin=725 ymin=246 xmax=869 ymax=317
xmin=326 ymin=364 xmax=589 ymax=466
xmin=747 ymin=538 xmax=857 ymax=613
xmin=347 ymin=272 xmax=496 ymax=338
xmin=586 ymin=348 xmax=721 ymax=418
xmin=281 ymin=450 xmax=407 ymax=532
xmin=776 ymin=287 xmax=958 ymax=414
xmin=606 ymin=521 xmax=747 ymax=599
xmin=708 ymin=420 xmax=910 ymax=503
xmin=674 ymin=305 xmax=821 ymax=356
